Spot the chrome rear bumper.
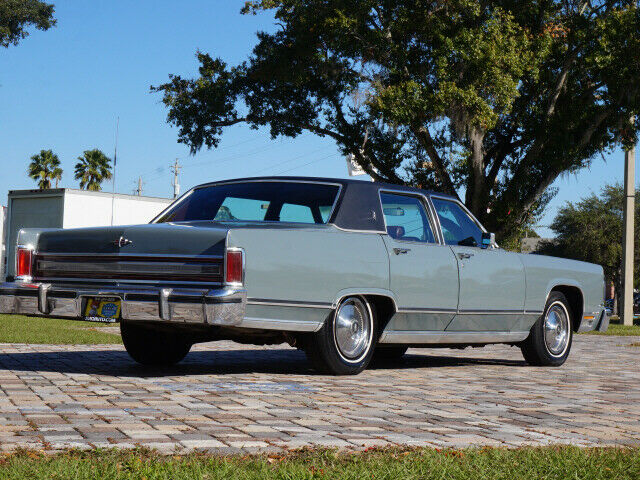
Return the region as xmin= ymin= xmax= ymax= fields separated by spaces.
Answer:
xmin=0 ymin=282 xmax=246 ymax=326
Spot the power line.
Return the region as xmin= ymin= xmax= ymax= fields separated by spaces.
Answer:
xmin=139 ymin=142 xmax=285 ymax=186
xmin=180 ymin=141 xmax=284 ymax=170
xmin=110 ymin=116 xmax=119 ymax=225
xmin=135 ymin=135 xmax=265 ymax=180
xmin=272 ymin=152 xmax=340 ymax=175
xmin=250 ymin=146 xmax=331 ymax=175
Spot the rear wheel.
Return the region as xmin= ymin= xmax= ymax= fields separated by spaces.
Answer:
xmin=304 ymin=296 xmax=377 ymax=375
xmin=121 ymin=322 xmax=192 ymax=366
xmin=521 ymin=292 xmax=573 ymax=366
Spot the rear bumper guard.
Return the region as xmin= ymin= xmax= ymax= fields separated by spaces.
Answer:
xmin=0 ymin=282 xmax=246 ymax=326
xmin=596 ymin=308 xmax=610 ymax=332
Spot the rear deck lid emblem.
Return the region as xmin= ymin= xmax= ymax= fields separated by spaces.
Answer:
xmin=113 ymin=236 xmax=133 ymax=248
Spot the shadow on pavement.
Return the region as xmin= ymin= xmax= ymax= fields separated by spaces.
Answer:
xmin=0 ymin=347 xmax=525 ymax=377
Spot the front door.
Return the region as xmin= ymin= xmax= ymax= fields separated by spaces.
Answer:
xmin=430 ymin=197 xmax=526 ymax=331
xmin=380 ymin=192 xmax=459 ymax=332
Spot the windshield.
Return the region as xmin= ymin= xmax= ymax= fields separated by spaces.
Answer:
xmin=155 ymin=181 xmax=340 ymax=224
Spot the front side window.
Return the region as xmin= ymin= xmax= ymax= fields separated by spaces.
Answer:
xmin=155 ymin=182 xmax=339 ymax=224
xmin=380 ymin=192 xmax=436 ymax=243
xmin=431 ymin=197 xmax=483 ymax=247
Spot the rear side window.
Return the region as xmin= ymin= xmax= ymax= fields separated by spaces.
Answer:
xmin=380 ymin=192 xmax=436 ymax=243
xmin=431 ymin=198 xmax=483 ymax=247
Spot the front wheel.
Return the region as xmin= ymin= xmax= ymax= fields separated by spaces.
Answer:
xmin=520 ymin=292 xmax=573 ymax=366
xmin=121 ymin=322 xmax=192 ymax=367
xmin=304 ymin=296 xmax=377 ymax=375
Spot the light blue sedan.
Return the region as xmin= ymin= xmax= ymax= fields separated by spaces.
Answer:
xmin=0 ymin=177 xmax=608 ymax=374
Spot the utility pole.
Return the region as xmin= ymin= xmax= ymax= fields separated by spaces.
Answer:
xmin=170 ymin=159 xmax=182 ymax=198
xmin=134 ymin=176 xmax=143 ymax=196
xmin=622 ymin=131 xmax=636 ymax=326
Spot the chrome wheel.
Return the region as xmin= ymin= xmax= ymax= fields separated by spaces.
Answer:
xmin=544 ymin=301 xmax=570 ymax=356
xmin=333 ymin=297 xmax=373 ymax=363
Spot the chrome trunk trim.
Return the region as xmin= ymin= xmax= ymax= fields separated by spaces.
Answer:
xmin=32 ymin=253 xmax=224 ymax=284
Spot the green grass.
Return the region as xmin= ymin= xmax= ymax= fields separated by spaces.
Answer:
xmin=0 ymin=447 xmax=638 ymax=480
xmin=583 ymin=317 xmax=640 ymax=336
xmin=0 ymin=314 xmax=122 ymax=345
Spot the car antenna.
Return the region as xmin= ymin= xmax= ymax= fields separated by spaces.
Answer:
xmin=110 ymin=116 xmax=119 ymax=226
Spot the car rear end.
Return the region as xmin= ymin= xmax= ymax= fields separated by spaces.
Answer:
xmin=0 ymin=223 xmax=247 ymax=326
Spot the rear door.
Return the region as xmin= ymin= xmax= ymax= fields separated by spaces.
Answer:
xmin=380 ymin=191 xmax=459 ymax=332
xmin=430 ymin=196 xmax=526 ymax=332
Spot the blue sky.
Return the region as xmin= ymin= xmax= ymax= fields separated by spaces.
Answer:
xmin=0 ymin=1 xmax=635 ymax=237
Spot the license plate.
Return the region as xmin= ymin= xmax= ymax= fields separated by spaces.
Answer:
xmin=84 ymin=297 xmax=121 ymax=323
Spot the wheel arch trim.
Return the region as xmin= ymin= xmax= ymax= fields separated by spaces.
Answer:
xmin=331 ymin=289 xmax=398 ymax=311
xmin=544 ymin=281 xmax=585 ymax=332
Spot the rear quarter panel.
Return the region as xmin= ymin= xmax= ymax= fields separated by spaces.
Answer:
xmin=519 ymin=253 xmax=604 ymax=318
xmin=227 ymin=227 xmax=390 ymax=305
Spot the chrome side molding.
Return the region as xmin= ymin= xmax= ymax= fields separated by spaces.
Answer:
xmin=379 ymin=330 xmax=530 ymax=344
xmin=241 ymin=317 xmax=324 ymax=332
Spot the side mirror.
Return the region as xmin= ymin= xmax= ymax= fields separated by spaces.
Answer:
xmin=481 ymin=232 xmax=497 ymax=249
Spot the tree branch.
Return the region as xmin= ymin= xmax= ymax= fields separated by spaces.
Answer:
xmin=410 ymin=125 xmax=458 ymax=197
xmin=545 ymin=49 xmax=578 ymax=119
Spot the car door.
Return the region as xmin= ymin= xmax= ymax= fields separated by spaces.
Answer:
xmin=430 ymin=196 xmax=526 ymax=332
xmin=380 ymin=191 xmax=459 ymax=332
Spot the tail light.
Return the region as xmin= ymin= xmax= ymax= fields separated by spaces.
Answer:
xmin=16 ymin=247 xmax=33 ymax=279
xmin=225 ymin=248 xmax=244 ymax=285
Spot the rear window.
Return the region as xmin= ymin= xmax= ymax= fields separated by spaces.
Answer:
xmin=155 ymin=182 xmax=340 ymax=224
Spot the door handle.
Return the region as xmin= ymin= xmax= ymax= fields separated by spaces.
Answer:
xmin=457 ymin=252 xmax=474 ymax=259
xmin=393 ymin=248 xmax=411 ymax=255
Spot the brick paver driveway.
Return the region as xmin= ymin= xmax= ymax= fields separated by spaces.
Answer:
xmin=0 ymin=335 xmax=638 ymax=453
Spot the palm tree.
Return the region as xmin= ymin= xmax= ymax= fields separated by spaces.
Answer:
xmin=28 ymin=150 xmax=63 ymax=189
xmin=74 ymin=149 xmax=112 ymax=191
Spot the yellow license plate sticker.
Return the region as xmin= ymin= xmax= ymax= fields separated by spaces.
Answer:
xmin=84 ymin=297 xmax=121 ymax=323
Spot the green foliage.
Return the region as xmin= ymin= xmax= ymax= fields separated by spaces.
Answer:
xmin=27 ymin=149 xmax=62 ymax=189
xmin=0 ymin=0 xmax=56 ymax=48
xmin=74 ymin=149 xmax=113 ymax=191
xmin=537 ymin=183 xmax=640 ymax=291
xmin=0 ymin=314 xmax=121 ymax=344
xmin=0 ymin=446 xmax=639 ymax=479
xmin=154 ymin=1 xmax=640 ymax=243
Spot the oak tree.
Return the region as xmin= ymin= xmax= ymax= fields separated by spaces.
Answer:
xmin=0 ymin=0 xmax=56 ymax=48
xmin=153 ymin=0 xmax=640 ymax=242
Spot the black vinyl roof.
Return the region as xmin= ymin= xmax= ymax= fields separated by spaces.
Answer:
xmin=196 ymin=176 xmax=458 ymax=232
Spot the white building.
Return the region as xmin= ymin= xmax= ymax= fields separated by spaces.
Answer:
xmin=2 ymin=189 xmax=173 ymax=280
